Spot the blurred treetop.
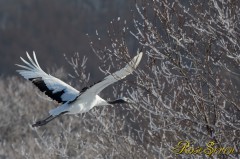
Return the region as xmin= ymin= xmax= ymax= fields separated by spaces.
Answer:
xmin=0 ymin=0 xmax=135 ymax=76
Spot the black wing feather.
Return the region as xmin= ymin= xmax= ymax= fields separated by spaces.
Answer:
xmin=29 ymin=77 xmax=66 ymax=103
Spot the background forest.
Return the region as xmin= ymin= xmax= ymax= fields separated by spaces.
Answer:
xmin=0 ymin=0 xmax=239 ymax=159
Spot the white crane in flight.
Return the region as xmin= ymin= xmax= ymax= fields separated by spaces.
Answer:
xmin=16 ymin=52 xmax=143 ymax=127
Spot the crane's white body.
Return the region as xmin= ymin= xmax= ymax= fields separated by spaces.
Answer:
xmin=51 ymin=95 xmax=107 ymax=115
xmin=16 ymin=52 xmax=143 ymax=126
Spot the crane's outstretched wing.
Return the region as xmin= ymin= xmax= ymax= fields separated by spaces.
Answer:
xmin=84 ymin=52 xmax=143 ymax=95
xmin=16 ymin=52 xmax=80 ymax=104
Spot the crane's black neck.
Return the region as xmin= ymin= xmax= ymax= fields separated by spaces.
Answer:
xmin=108 ymin=99 xmax=128 ymax=104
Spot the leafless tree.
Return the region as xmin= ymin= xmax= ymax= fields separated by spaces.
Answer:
xmin=90 ymin=0 xmax=240 ymax=158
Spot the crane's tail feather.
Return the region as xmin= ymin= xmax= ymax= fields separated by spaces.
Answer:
xmin=49 ymin=104 xmax=69 ymax=116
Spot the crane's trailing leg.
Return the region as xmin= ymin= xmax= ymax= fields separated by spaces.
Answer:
xmin=32 ymin=111 xmax=68 ymax=127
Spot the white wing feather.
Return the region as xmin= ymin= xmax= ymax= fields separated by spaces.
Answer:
xmin=16 ymin=52 xmax=79 ymax=103
xmin=85 ymin=52 xmax=143 ymax=95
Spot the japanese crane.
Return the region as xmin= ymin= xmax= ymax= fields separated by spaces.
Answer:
xmin=16 ymin=52 xmax=143 ymax=127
